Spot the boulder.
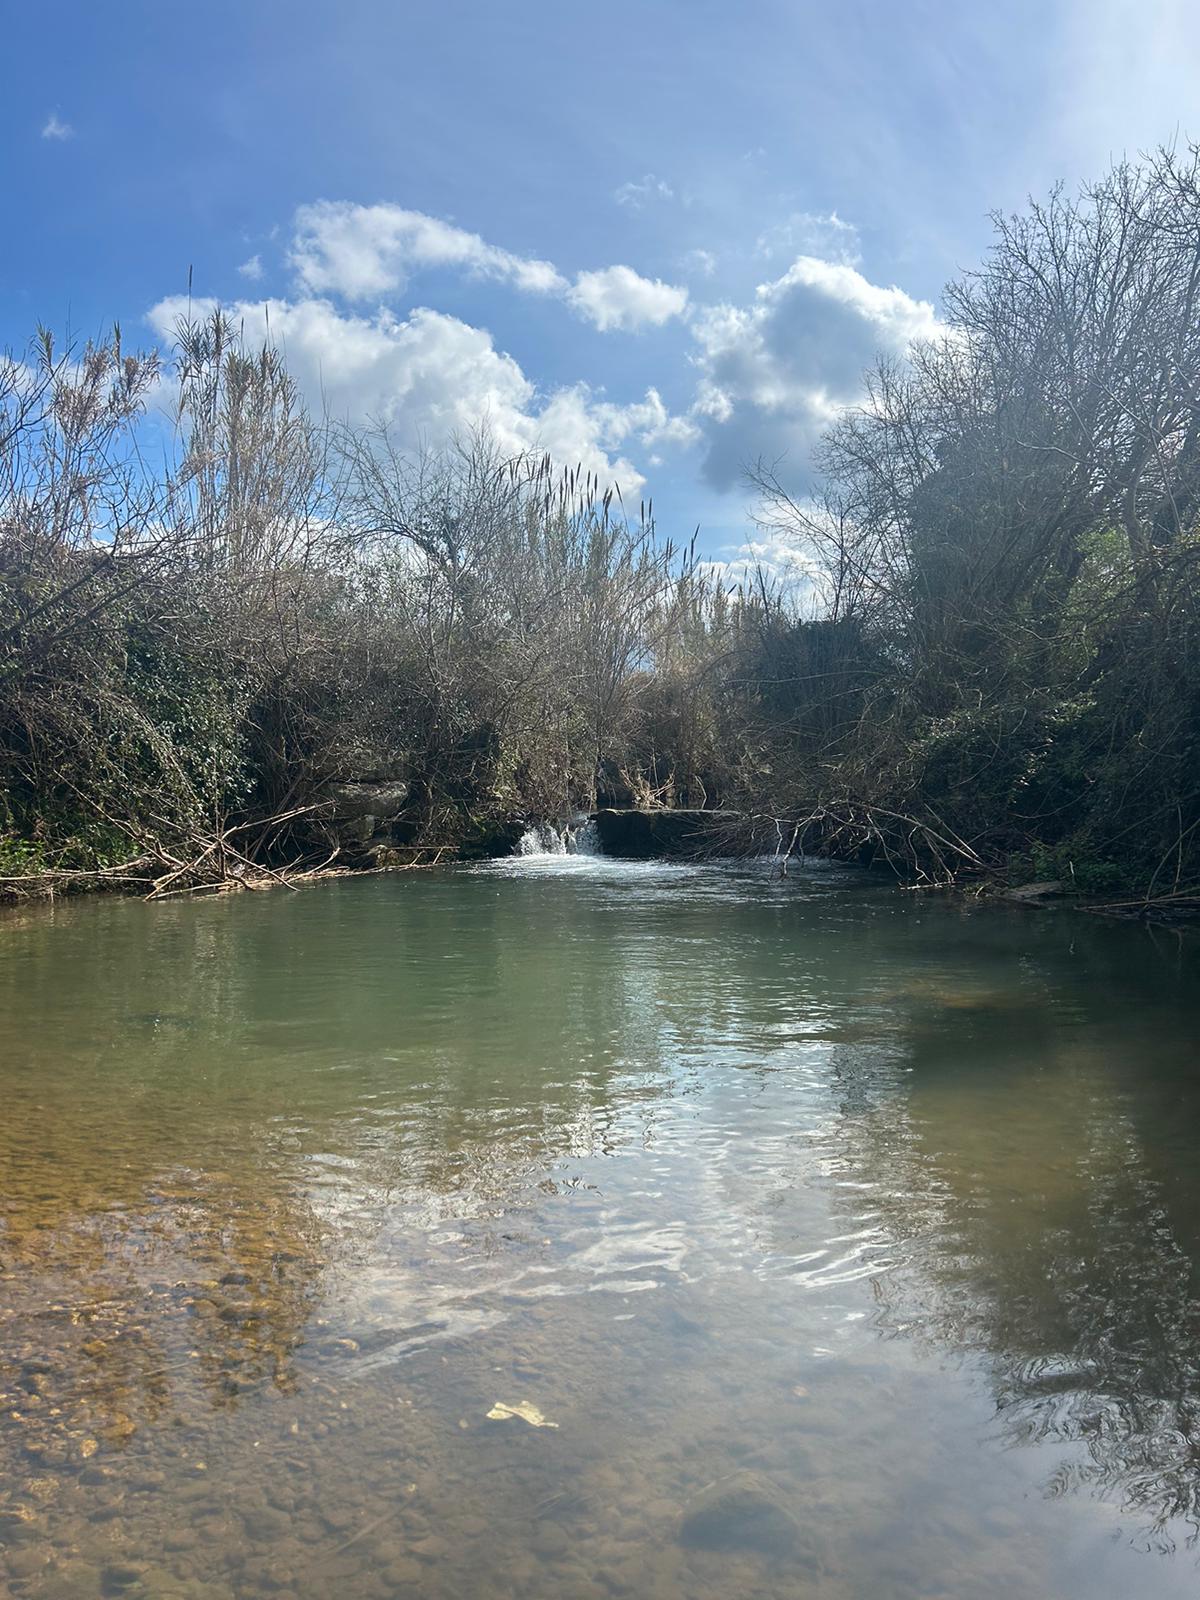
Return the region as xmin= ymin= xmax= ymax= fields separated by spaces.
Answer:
xmin=325 ymin=781 xmax=410 ymax=821
xmin=322 ymin=781 xmax=413 ymax=854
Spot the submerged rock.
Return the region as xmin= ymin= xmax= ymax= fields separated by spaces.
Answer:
xmin=100 ymin=1560 xmax=147 ymax=1591
xmin=678 ymin=1470 xmax=801 ymax=1556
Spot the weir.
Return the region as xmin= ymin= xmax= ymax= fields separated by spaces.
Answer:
xmin=515 ymin=809 xmax=740 ymax=860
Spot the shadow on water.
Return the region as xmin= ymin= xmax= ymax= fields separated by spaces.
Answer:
xmin=812 ymin=916 xmax=1200 ymax=1555
xmin=0 ymin=863 xmax=1198 ymax=1597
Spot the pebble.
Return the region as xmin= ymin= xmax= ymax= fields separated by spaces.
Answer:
xmin=384 ymin=1557 xmax=424 ymax=1585
xmin=531 ymin=1522 xmax=571 ymax=1559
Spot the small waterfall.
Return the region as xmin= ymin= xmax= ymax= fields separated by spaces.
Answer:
xmin=515 ymin=815 xmax=601 ymax=857
xmin=567 ymin=816 xmax=601 ymax=855
xmin=516 ymin=823 xmax=566 ymax=856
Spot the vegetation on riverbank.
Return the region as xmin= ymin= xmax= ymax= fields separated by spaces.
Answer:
xmin=3 ymin=149 xmax=1200 ymax=910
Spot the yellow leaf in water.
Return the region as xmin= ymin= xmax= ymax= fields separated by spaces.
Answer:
xmin=79 ymin=1438 xmax=98 ymax=1459
xmin=486 ymin=1401 xmax=558 ymax=1429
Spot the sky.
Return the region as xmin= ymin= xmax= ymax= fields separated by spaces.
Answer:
xmin=4 ymin=0 xmax=1200 ymax=566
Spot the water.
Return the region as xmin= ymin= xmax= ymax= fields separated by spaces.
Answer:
xmin=1 ymin=857 xmax=1199 ymax=1599
xmin=515 ymin=816 xmax=601 ymax=857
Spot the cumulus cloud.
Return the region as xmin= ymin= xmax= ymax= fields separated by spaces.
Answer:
xmin=147 ymin=294 xmax=694 ymax=491
xmin=567 ymin=266 xmax=689 ymax=333
xmin=614 ymin=173 xmax=675 ymax=209
xmin=688 ymin=255 xmax=939 ymax=489
xmin=149 ymin=198 xmax=938 ymax=510
xmin=41 ymin=112 xmax=73 ymax=141
xmin=291 ymin=201 xmax=567 ymax=301
xmin=287 ymin=200 xmax=688 ymax=334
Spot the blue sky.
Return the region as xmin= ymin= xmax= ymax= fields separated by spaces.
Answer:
xmin=4 ymin=0 xmax=1200 ymax=563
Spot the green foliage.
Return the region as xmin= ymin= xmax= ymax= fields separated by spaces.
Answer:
xmin=124 ymin=626 xmax=252 ymax=813
xmin=0 ymin=833 xmax=47 ymax=876
xmin=1024 ymin=842 xmax=1127 ymax=898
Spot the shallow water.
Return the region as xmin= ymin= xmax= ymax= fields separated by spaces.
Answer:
xmin=1 ymin=856 xmax=1199 ymax=1599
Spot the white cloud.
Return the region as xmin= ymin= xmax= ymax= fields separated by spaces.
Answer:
xmin=147 ymin=294 xmax=694 ymax=492
xmin=756 ymin=210 xmax=859 ymax=263
xmin=688 ymin=254 xmax=939 ymax=489
xmin=567 ymin=266 xmax=689 ymax=333
xmin=149 ymin=200 xmax=939 ymax=512
xmin=683 ymin=248 xmax=718 ymax=279
xmin=237 ymin=254 xmax=264 ymax=281
xmin=614 ymin=174 xmax=675 ymax=209
xmin=572 ymin=386 xmax=700 ymax=452
xmin=697 ymin=531 xmax=825 ymax=599
xmin=291 ymin=201 xmax=566 ymax=301
xmin=287 ymin=200 xmax=689 ymax=336
xmin=41 ymin=112 xmax=73 ymax=141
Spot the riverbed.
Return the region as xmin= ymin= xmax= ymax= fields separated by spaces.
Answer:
xmin=1 ymin=852 xmax=1198 ymax=1599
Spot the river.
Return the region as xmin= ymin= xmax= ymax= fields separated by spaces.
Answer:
xmin=1 ymin=850 xmax=1199 ymax=1599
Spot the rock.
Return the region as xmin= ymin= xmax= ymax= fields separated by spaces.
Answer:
xmin=5 ymin=1546 xmax=49 ymax=1579
xmin=410 ymin=1534 xmax=448 ymax=1563
xmin=592 ymin=809 xmax=740 ymax=859
xmin=596 ymin=1562 xmax=640 ymax=1594
xmin=0 ymin=1505 xmax=39 ymax=1540
xmin=34 ymin=1559 xmax=102 ymax=1600
xmin=678 ymin=1470 xmax=801 ymax=1556
xmin=242 ymin=1503 xmax=291 ymax=1541
xmin=999 ymin=880 xmax=1064 ymax=903
xmin=530 ymin=1522 xmax=571 ymax=1559
xmin=383 ymin=1558 xmax=423 ymax=1586
xmin=338 ymin=815 xmax=377 ymax=847
xmin=162 ymin=1529 xmax=200 ymax=1553
xmin=115 ymin=1570 xmax=233 ymax=1600
xmin=100 ymin=1560 xmax=147 ymax=1591
xmin=325 ymin=782 xmax=410 ymax=821
xmin=322 ymin=780 xmax=414 ymax=853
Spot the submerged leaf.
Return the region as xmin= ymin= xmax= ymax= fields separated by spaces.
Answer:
xmin=486 ymin=1400 xmax=557 ymax=1428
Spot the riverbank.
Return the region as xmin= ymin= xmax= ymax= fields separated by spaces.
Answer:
xmin=4 ymin=808 xmax=1196 ymax=926
xmin=0 ymin=840 xmax=456 ymax=906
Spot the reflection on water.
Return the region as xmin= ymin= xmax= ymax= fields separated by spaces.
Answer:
xmin=1 ymin=856 xmax=1199 ymax=1598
